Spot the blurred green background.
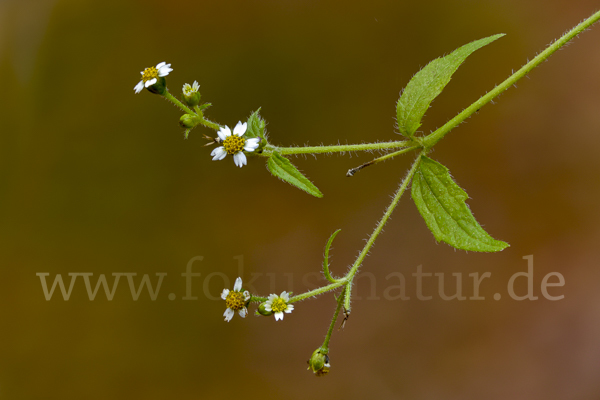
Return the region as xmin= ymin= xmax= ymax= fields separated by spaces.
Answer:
xmin=1 ymin=0 xmax=600 ymax=398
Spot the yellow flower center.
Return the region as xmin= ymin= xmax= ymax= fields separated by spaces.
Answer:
xmin=223 ymin=135 xmax=246 ymax=155
xmin=225 ymin=291 xmax=245 ymax=311
xmin=271 ymin=298 xmax=288 ymax=313
xmin=142 ymin=66 xmax=159 ymax=83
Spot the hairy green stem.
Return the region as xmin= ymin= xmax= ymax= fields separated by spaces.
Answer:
xmin=199 ymin=117 xmax=222 ymax=131
xmin=289 ymin=281 xmax=346 ymax=303
xmin=321 ymin=291 xmax=345 ymax=352
xmin=344 ymin=153 xmax=424 ymax=310
xmin=164 ymin=91 xmax=222 ymax=131
xmin=163 ymin=91 xmax=195 ymax=115
xmin=423 ymin=9 xmax=600 ymax=149
xmin=262 ymin=140 xmax=412 ymax=156
xmin=346 ymin=145 xmax=421 ymax=177
xmin=289 ymin=153 xmax=424 ymax=305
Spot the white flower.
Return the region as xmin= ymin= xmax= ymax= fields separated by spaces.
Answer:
xmin=182 ymin=81 xmax=200 ymax=96
xmin=210 ymin=121 xmax=261 ymax=168
xmin=221 ymin=277 xmax=251 ymax=322
xmin=263 ymin=291 xmax=294 ymax=321
xmin=134 ymin=62 xmax=173 ymax=93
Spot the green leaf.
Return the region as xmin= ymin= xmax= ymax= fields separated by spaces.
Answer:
xmin=396 ymin=34 xmax=504 ymax=138
xmin=245 ymin=108 xmax=266 ymax=139
xmin=267 ymin=152 xmax=323 ymax=198
xmin=411 ymin=156 xmax=508 ymax=252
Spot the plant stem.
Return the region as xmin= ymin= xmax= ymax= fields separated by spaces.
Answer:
xmin=199 ymin=117 xmax=222 ymax=131
xmin=164 ymin=91 xmax=222 ymax=131
xmin=262 ymin=140 xmax=412 ymax=156
xmin=343 ymin=153 xmax=424 ymax=310
xmin=163 ymin=90 xmax=195 ymax=115
xmin=346 ymin=145 xmax=421 ymax=177
xmin=321 ymin=292 xmax=345 ymax=352
xmin=288 ymin=153 xmax=424 ymax=305
xmin=250 ymin=296 xmax=267 ymax=303
xmin=289 ymin=281 xmax=346 ymax=303
xmin=423 ymin=9 xmax=600 ymax=149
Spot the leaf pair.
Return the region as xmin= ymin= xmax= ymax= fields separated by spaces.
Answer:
xmin=262 ymin=34 xmax=509 ymax=252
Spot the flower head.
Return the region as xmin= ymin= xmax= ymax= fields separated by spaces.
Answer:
xmin=182 ymin=81 xmax=201 ymax=107
xmin=182 ymin=81 xmax=200 ymax=97
xmin=134 ymin=62 xmax=173 ymax=94
xmin=221 ymin=277 xmax=251 ymax=322
xmin=210 ymin=122 xmax=260 ymax=168
xmin=263 ymin=291 xmax=294 ymax=321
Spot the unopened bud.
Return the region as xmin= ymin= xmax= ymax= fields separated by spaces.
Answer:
xmin=256 ymin=302 xmax=273 ymax=316
xmin=179 ymin=113 xmax=202 ymax=129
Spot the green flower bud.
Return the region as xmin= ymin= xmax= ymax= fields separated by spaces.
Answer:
xmin=147 ymin=76 xmax=167 ymax=95
xmin=307 ymin=348 xmax=330 ymax=377
xmin=179 ymin=113 xmax=202 ymax=129
xmin=182 ymin=81 xmax=201 ymax=107
xmin=256 ymin=302 xmax=273 ymax=316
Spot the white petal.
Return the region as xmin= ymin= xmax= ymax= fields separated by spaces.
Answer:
xmin=224 ymin=308 xmax=234 ymax=322
xmin=211 ymin=147 xmax=227 ymax=161
xmin=238 ymin=307 xmax=248 ymax=318
xmin=274 ymin=312 xmax=284 ymax=321
xmin=233 ymin=121 xmax=247 ymax=136
xmin=267 ymin=294 xmax=278 ymax=302
xmin=280 ymin=291 xmax=290 ymax=301
xmin=134 ymin=81 xmax=144 ymax=93
xmin=286 ymin=304 xmax=294 ymax=312
xmin=233 ymin=277 xmax=243 ymax=292
xmin=221 ymin=289 xmax=230 ymax=300
xmin=264 ymin=303 xmax=272 ymax=312
xmin=217 ymin=126 xmax=231 ymax=141
xmin=192 ymin=81 xmax=199 ymax=90
xmin=233 ymin=152 xmax=247 ymax=168
xmin=158 ymin=65 xmax=172 ymax=77
xmin=243 ymin=291 xmax=251 ymax=301
xmin=244 ymin=140 xmax=260 ymax=152
xmin=156 ymin=62 xmax=166 ymax=69
xmin=145 ymin=78 xmax=157 ymax=87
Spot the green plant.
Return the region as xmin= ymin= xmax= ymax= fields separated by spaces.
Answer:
xmin=133 ymin=10 xmax=600 ymax=375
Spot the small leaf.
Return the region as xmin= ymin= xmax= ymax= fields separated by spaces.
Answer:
xmin=411 ymin=156 xmax=508 ymax=252
xmin=245 ymin=108 xmax=266 ymax=139
xmin=397 ymin=34 xmax=504 ymax=137
xmin=267 ymin=152 xmax=323 ymax=198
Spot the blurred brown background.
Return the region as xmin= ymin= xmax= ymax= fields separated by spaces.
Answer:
xmin=1 ymin=0 xmax=599 ymax=398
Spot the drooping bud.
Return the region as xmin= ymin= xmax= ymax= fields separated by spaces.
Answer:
xmin=307 ymin=348 xmax=330 ymax=377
